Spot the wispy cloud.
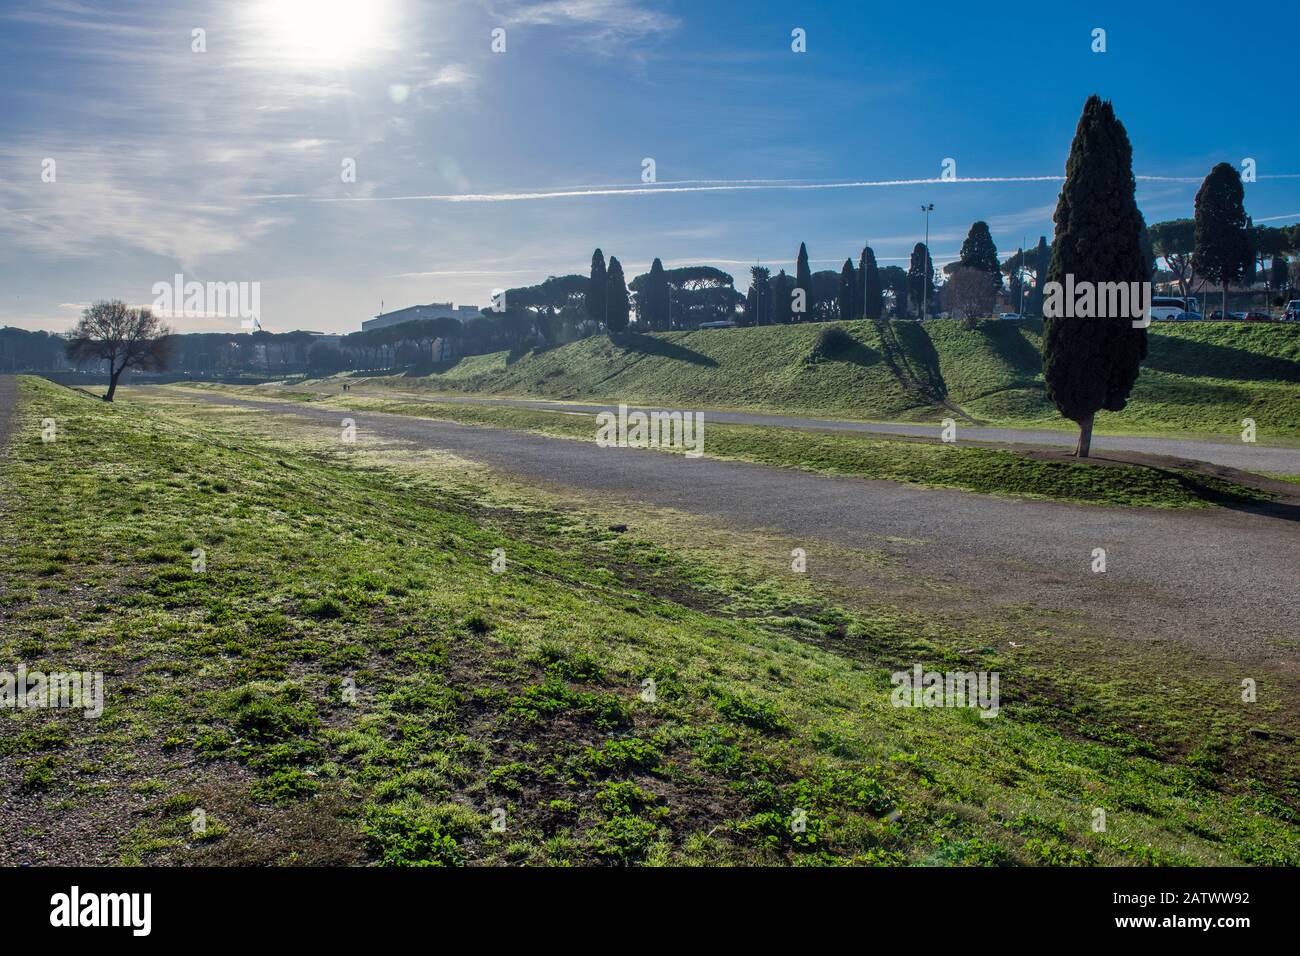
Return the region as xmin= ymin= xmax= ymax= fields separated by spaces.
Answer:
xmin=422 ymin=63 xmax=476 ymax=88
xmin=0 ymin=0 xmax=167 ymax=40
xmin=0 ymin=0 xmax=476 ymax=270
xmin=0 ymin=139 xmax=294 ymax=266
xmin=499 ymin=0 xmax=680 ymax=46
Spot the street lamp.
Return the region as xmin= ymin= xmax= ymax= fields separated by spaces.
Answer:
xmin=920 ymin=204 xmax=934 ymax=319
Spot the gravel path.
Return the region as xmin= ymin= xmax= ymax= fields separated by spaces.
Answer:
xmin=157 ymin=388 xmax=1300 ymax=660
xmin=369 ymin=394 xmax=1300 ymax=475
xmin=0 ymin=375 xmax=18 ymax=475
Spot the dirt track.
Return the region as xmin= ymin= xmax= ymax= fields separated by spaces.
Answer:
xmin=351 ymin=393 xmax=1300 ymax=475
xmin=150 ymin=387 xmax=1300 ymax=662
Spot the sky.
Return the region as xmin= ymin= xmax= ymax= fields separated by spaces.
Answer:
xmin=2 ymin=0 xmax=1298 ymax=334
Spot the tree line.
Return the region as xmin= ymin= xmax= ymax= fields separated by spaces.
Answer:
xmin=1149 ymin=208 xmax=1300 ymax=311
xmin=5 ymin=93 xmax=1287 ymax=407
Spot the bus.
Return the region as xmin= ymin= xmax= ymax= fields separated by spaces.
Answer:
xmin=1150 ymin=296 xmax=1201 ymax=321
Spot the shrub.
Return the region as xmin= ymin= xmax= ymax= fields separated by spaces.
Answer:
xmin=597 ymin=816 xmax=658 ymax=862
xmin=715 ymin=691 xmax=788 ymax=733
xmin=224 ymin=683 xmax=318 ymax=742
xmin=362 ymin=799 xmax=480 ymax=866
xmin=807 ymin=324 xmax=857 ymax=363
xmin=249 ymin=767 xmax=320 ymax=804
xmin=302 ymin=595 xmax=345 ymax=620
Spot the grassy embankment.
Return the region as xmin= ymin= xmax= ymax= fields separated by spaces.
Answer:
xmin=320 ymin=319 xmax=1300 ymax=441
xmin=2 ymin=376 xmax=1297 ymax=866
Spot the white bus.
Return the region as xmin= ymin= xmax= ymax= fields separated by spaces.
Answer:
xmin=1150 ymin=296 xmax=1200 ymax=321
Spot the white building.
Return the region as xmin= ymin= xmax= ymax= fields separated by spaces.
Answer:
xmin=362 ymin=302 xmax=479 ymax=331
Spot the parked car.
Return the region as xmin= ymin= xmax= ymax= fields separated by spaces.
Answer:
xmin=1282 ymin=300 xmax=1300 ymax=321
xmin=1242 ymin=311 xmax=1275 ymax=322
xmin=998 ymin=312 xmax=1023 ymax=321
xmin=1175 ymin=311 xmax=1203 ymax=321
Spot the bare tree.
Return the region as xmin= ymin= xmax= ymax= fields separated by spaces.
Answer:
xmin=941 ymin=267 xmax=998 ymax=328
xmin=66 ymin=300 xmax=173 ymax=401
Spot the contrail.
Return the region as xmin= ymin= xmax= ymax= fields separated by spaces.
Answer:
xmin=298 ymin=176 xmax=1065 ymax=204
xmin=247 ymin=178 xmax=825 ymax=203
xmin=252 ymin=171 xmax=1300 ymax=205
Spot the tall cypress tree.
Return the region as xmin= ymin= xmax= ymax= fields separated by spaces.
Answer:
xmin=1192 ymin=163 xmax=1253 ymax=321
xmin=958 ymin=221 xmax=1003 ymax=295
xmin=605 ymin=256 xmax=629 ymax=333
xmin=795 ymin=242 xmax=813 ymax=322
xmin=859 ymin=246 xmax=883 ymax=320
xmin=586 ymin=249 xmax=607 ymax=327
xmin=643 ymin=257 xmax=670 ymax=330
xmin=907 ymin=243 xmax=933 ymax=318
xmin=1042 ymin=95 xmax=1148 ymax=457
xmin=838 ymin=259 xmax=856 ymax=321
xmin=773 ymin=269 xmax=794 ymax=324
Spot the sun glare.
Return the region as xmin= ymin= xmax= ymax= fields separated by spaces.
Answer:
xmin=255 ymin=0 xmax=392 ymax=66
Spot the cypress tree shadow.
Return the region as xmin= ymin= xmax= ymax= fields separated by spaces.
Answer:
xmin=1118 ymin=458 xmax=1300 ymax=521
xmin=616 ymin=332 xmax=718 ymax=367
xmin=980 ymin=322 xmax=1047 ymax=386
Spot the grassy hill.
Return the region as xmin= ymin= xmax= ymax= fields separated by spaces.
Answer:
xmin=355 ymin=319 xmax=1300 ymax=439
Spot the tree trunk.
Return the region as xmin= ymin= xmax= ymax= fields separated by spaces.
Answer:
xmin=1075 ymin=413 xmax=1094 ymax=458
xmin=104 ymin=366 xmax=123 ymax=402
xmin=1222 ymin=285 xmax=1228 ymax=322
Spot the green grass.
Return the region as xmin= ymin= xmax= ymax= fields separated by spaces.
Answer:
xmin=312 ymin=319 xmax=1300 ymax=441
xmin=308 ymin=395 xmax=1276 ymax=510
xmin=3 ymin=375 xmax=1298 ymax=867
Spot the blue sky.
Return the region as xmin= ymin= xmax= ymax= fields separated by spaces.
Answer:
xmin=2 ymin=0 xmax=1297 ymax=333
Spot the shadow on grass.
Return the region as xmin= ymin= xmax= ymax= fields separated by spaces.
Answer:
xmin=984 ymin=322 xmax=1047 ymax=384
xmin=1146 ymin=333 xmax=1300 ymax=383
xmin=892 ymin=321 xmax=948 ymax=399
xmin=1129 ymin=462 xmax=1300 ymax=522
xmin=614 ymin=332 xmax=718 ymax=367
xmin=1201 ymin=489 xmax=1300 ymax=523
xmin=814 ymin=337 xmax=880 ymax=366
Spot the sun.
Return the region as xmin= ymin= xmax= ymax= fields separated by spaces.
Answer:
xmin=254 ymin=0 xmax=392 ymax=66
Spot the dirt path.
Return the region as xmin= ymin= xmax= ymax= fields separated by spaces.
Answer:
xmin=341 ymin=392 xmax=1300 ymax=475
xmin=145 ymin=387 xmax=1300 ymax=662
xmin=0 ymin=375 xmax=18 ymax=484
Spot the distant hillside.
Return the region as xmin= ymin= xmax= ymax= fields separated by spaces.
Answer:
xmin=351 ymin=319 xmax=1300 ymax=438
